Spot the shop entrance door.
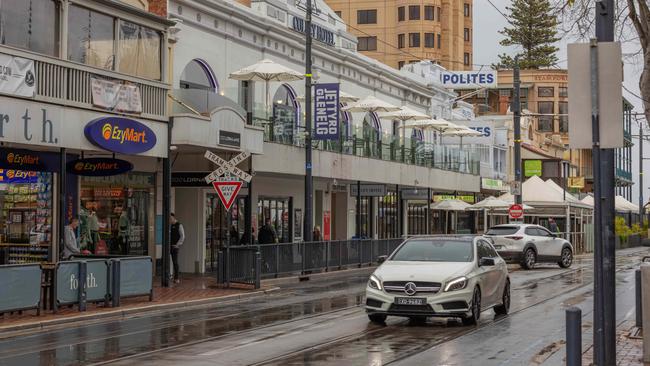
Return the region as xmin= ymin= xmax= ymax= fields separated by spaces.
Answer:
xmin=204 ymin=193 xmax=246 ymax=272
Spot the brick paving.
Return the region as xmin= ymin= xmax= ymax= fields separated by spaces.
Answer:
xmin=582 ymin=321 xmax=649 ymax=365
xmin=0 ymin=274 xmax=265 ymax=330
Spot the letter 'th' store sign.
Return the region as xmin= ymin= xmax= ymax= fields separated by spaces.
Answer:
xmin=84 ymin=117 xmax=156 ymax=154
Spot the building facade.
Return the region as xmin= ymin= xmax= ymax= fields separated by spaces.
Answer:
xmin=616 ymin=99 xmax=634 ymax=200
xmin=323 ymin=0 xmax=473 ymax=71
xmin=167 ymin=0 xmax=482 ymax=273
xmin=0 ymin=0 xmax=171 ymax=266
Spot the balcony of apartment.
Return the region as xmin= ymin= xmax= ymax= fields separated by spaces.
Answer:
xmin=1 ymin=45 xmax=168 ymax=121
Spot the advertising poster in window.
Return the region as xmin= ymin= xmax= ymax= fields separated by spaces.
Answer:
xmin=313 ymin=83 xmax=339 ymax=140
xmin=323 ymin=211 xmax=331 ymax=241
xmin=91 ymin=77 xmax=143 ymax=113
xmin=0 ymin=54 xmax=35 ymax=97
xmin=293 ymin=208 xmax=302 ymax=242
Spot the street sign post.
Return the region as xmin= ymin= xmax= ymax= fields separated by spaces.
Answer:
xmin=212 ymin=179 xmax=243 ymax=210
xmin=508 ymin=204 xmax=524 ymax=220
xmin=203 ymin=150 xmax=251 ymax=210
xmin=509 ymin=181 xmax=521 ymax=196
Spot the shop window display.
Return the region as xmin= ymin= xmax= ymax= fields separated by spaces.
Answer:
xmin=0 ymin=170 xmax=53 ymax=264
xmin=79 ymin=174 xmax=152 ymax=256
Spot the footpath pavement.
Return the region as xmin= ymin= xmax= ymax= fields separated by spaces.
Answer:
xmin=0 ymin=275 xmax=277 ymax=335
xmin=582 ymin=321 xmax=648 ymax=365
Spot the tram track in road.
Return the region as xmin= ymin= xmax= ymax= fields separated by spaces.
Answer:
xmin=251 ymin=250 xmax=649 ymax=366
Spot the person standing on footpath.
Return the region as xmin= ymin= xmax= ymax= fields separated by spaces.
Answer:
xmin=62 ymin=217 xmax=81 ymax=260
xmin=170 ymin=213 xmax=185 ymax=284
xmin=258 ymin=218 xmax=276 ymax=244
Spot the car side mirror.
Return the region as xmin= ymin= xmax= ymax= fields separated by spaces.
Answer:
xmin=377 ymin=255 xmax=387 ymax=264
xmin=479 ymin=257 xmax=495 ymax=267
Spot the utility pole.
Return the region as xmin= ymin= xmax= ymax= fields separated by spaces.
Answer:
xmin=641 ymin=126 xmax=645 ymax=219
xmin=593 ymin=0 xmax=616 ymax=364
xmin=303 ymin=0 xmax=314 ymax=242
xmin=512 ymin=58 xmax=522 ymax=206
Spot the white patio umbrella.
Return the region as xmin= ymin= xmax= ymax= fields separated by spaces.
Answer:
xmin=380 ymin=106 xmax=430 ymax=147
xmin=341 ymin=95 xmax=401 ymax=113
xmin=229 ymin=59 xmax=304 ymax=121
xmin=430 ymin=199 xmax=471 ymax=234
xmin=467 ymin=196 xmax=511 ymax=232
xmin=399 ymin=119 xmax=453 ymax=131
xmin=442 ymin=127 xmax=483 ymax=147
xmin=297 ymin=91 xmax=360 ymax=104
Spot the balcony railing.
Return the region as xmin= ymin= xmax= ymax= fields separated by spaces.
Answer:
xmin=3 ymin=46 xmax=168 ymax=121
xmin=254 ymin=117 xmax=481 ymax=175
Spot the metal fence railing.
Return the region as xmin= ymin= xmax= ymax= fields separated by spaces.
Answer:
xmin=218 ymin=238 xmax=404 ymax=288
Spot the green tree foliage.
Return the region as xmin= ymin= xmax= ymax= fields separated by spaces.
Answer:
xmin=495 ymin=0 xmax=561 ymax=69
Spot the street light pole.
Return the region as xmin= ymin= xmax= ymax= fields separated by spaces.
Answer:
xmin=303 ymin=0 xmax=314 ymax=242
xmin=641 ymin=126 xmax=644 ymax=219
xmin=512 ymin=58 xmax=522 ymax=206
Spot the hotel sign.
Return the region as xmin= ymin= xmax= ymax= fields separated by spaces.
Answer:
xmin=291 ymin=17 xmax=335 ymax=46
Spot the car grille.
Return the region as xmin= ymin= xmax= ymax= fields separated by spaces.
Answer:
xmin=383 ymin=281 xmax=441 ymax=295
xmin=441 ymin=301 xmax=469 ymax=310
xmin=388 ymin=304 xmax=434 ymax=313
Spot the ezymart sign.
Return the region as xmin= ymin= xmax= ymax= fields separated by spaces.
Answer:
xmin=441 ymin=70 xmax=497 ymax=90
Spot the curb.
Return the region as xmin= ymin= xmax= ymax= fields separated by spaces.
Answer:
xmin=261 ymin=266 xmax=376 ymax=287
xmin=0 ymin=287 xmax=280 ymax=336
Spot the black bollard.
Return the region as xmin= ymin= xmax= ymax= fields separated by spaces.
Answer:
xmin=637 ymin=269 xmax=643 ymax=328
xmin=566 ymin=307 xmax=582 ymax=366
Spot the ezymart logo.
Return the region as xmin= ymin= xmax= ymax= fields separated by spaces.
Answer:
xmin=6 ymin=152 xmax=40 ymax=166
xmin=101 ymin=123 xmax=148 ymax=145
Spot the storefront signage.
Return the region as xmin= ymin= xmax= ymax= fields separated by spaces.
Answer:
xmin=433 ymin=195 xmax=475 ymax=204
xmin=469 ymin=127 xmax=492 ymax=137
xmin=0 ymin=169 xmax=38 ymax=183
xmin=481 ymin=178 xmax=507 ymax=191
xmin=350 ymin=184 xmax=387 ymax=197
xmin=84 ymin=117 xmax=156 ymax=154
xmin=524 ymin=160 xmax=542 ymax=177
xmin=90 ymin=77 xmax=142 ymax=113
xmin=440 ymin=70 xmax=497 ymax=89
xmin=400 ymin=188 xmax=429 ymax=200
xmin=0 ymin=54 xmax=35 ymax=97
xmin=313 ymin=83 xmax=339 ymax=141
xmin=568 ymin=176 xmax=585 ymax=189
xmin=291 ymin=17 xmax=335 ymax=46
xmin=66 ymin=158 xmax=133 ymax=176
xmin=219 ymin=131 xmax=241 ymax=148
xmin=0 ymin=148 xmax=59 ymax=172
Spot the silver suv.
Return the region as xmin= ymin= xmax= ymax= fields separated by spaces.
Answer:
xmin=484 ymin=224 xmax=573 ymax=270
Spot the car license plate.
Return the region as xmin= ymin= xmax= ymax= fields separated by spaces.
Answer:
xmin=394 ymin=297 xmax=426 ymax=305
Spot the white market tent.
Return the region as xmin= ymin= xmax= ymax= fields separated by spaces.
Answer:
xmin=582 ymin=194 xmax=639 ymax=213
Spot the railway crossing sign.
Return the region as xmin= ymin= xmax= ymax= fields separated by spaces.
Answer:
xmin=204 ymin=150 xmax=251 ymax=210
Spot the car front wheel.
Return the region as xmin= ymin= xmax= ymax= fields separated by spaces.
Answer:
xmin=558 ymin=247 xmax=573 ymax=268
xmin=494 ymin=279 xmax=510 ymax=316
xmin=368 ymin=314 xmax=387 ymax=324
xmin=522 ymin=248 xmax=536 ymax=270
xmin=462 ymin=287 xmax=481 ymax=326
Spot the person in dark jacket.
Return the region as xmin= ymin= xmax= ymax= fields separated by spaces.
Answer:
xmin=170 ymin=213 xmax=185 ymax=284
xmin=258 ymin=218 xmax=277 ymax=244
xmin=312 ymin=226 xmax=322 ymax=241
xmin=240 ymin=227 xmax=256 ymax=245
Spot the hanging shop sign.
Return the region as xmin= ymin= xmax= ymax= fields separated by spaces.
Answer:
xmin=568 ymin=176 xmax=585 ymax=189
xmin=433 ymin=195 xmax=475 ymax=204
xmin=0 ymin=148 xmax=60 ymax=172
xmin=66 ymin=158 xmax=133 ymax=176
xmin=350 ymin=184 xmax=387 ymax=197
xmin=219 ymin=131 xmax=241 ymax=148
xmin=90 ymin=77 xmax=143 ymax=114
xmin=440 ymin=70 xmax=497 ymax=90
xmin=400 ymin=188 xmax=429 ymax=200
xmin=84 ymin=117 xmax=156 ymax=154
xmin=0 ymin=53 xmax=35 ymax=97
xmin=212 ymin=179 xmax=243 ymax=211
xmin=313 ymin=83 xmax=339 ymax=141
xmin=481 ymin=178 xmax=507 ymax=191
xmin=291 ymin=17 xmax=335 ymax=46
xmin=524 ymin=160 xmax=542 ymax=177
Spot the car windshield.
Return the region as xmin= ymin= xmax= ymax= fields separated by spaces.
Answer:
xmin=486 ymin=226 xmax=520 ymax=235
xmin=390 ymin=240 xmax=474 ymax=262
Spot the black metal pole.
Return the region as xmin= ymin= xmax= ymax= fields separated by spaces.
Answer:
xmin=426 ymin=187 xmax=431 ymax=234
xmin=162 ymin=118 xmax=173 ymax=287
xmin=57 ymin=148 xmax=66 ymax=263
xmin=640 ymin=127 xmax=644 ymax=218
xmin=512 ymin=59 xmax=522 ymax=207
xmin=356 ymin=181 xmax=361 ymax=238
xmin=246 ymin=158 xmax=254 ymax=245
xmin=566 ymin=307 xmax=583 ymax=366
xmin=636 ymin=269 xmax=643 ymax=328
xmin=595 ymin=1 xmax=616 ymax=363
xmin=303 ymin=0 xmax=314 ymax=243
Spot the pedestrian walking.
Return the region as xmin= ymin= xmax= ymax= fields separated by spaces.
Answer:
xmin=258 ymin=218 xmax=277 ymax=244
xmin=62 ymin=217 xmax=81 ymax=260
xmin=549 ymin=218 xmax=559 ymax=233
xmin=240 ymin=227 xmax=256 ymax=245
xmin=170 ymin=213 xmax=185 ymax=284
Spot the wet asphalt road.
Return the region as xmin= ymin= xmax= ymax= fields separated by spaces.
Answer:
xmin=0 ymin=247 xmax=648 ymax=366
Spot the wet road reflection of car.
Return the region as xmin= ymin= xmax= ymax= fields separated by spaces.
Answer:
xmin=365 ymin=236 xmax=510 ymax=326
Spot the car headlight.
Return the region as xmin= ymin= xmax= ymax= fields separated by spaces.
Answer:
xmin=368 ymin=275 xmax=382 ymax=290
xmin=444 ymin=276 xmax=468 ymax=292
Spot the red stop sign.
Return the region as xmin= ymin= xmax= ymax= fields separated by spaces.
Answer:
xmin=509 ymin=204 xmax=524 ymax=219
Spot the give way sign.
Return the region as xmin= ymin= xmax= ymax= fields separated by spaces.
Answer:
xmin=212 ymin=179 xmax=243 ymax=210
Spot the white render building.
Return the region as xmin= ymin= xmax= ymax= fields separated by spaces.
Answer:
xmin=167 ymin=0 xmax=482 ymax=273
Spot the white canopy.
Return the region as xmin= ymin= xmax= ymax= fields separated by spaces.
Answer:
xmin=580 ymin=195 xmax=594 ymax=207
xmin=399 ymin=119 xmax=457 ymax=131
xmin=430 ymin=199 xmax=472 ymax=211
xmin=379 ymin=106 xmax=430 ymax=121
xmin=341 ymin=95 xmax=401 ymax=113
xmin=229 ymin=59 xmax=304 ymax=82
xmin=468 ymin=196 xmax=510 ymax=210
xmin=498 ymin=175 xmax=591 ymax=207
xmin=441 ymin=128 xmax=483 ymax=137
xmin=615 ymin=196 xmax=640 ymax=213
xmin=544 ymin=179 xmax=580 ymax=203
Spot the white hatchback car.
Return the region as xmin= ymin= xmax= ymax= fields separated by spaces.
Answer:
xmin=365 ymin=236 xmax=510 ymax=325
xmin=484 ymin=224 xmax=574 ymax=270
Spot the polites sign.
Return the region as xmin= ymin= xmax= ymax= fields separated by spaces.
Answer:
xmin=84 ymin=117 xmax=156 ymax=154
